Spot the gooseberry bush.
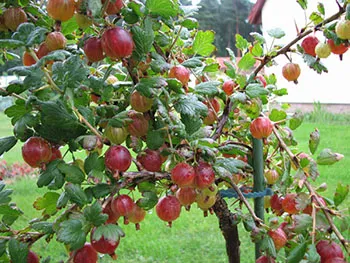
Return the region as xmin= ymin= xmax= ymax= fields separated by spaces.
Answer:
xmin=0 ymin=0 xmax=349 ymax=262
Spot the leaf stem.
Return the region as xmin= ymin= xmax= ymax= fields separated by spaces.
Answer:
xmin=71 ymin=106 xmax=103 ymax=140
xmin=28 ymin=49 xmax=63 ymax=94
xmin=168 ymin=25 xmax=183 ymax=58
xmin=0 ymin=87 xmax=26 ymax=100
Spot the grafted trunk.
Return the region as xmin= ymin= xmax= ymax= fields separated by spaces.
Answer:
xmin=213 ymin=195 xmax=240 ymax=263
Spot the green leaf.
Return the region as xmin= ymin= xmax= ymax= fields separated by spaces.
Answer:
xmin=269 ymin=109 xmax=287 ymax=122
xmin=218 ymin=144 xmax=248 ymax=157
xmin=25 ymin=26 xmax=48 ymax=47
xmin=146 ymin=129 xmax=165 ymax=150
xmin=286 ymin=242 xmax=307 ymax=263
xmin=192 ymin=30 xmax=216 ymax=56
xmin=65 ymin=184 xmax=88 ymax=207
xmin=309 ymin=128 xmax=320 ymax=155
xmin=31 ymin=222 xmax=54 ymax=234
xmin=84 ymin=152 xmax=105 ymax=175
xmin=316 ymin=148 xmax=344 ymax=165
xmin=8 ymin=239 xmax=28 ymax=263
xmin=251 ymin=43 xmax=263 ymax=57
xmin=174 ymin=94 xmax=208 ymax=117
xmin=262 ymin=236 xmax=277 ymax=258
xmin=235 ymin=34 xmax=249 ymax=51
xmin=0 ymin=183 xmax=13 ymax=205
xmin=57 ymin=219 xmax=86 ymax=250
xmin=237 ymin=53 xmax=256 ymax=71
xmin=37 ymin=160 xmax=65 ymax=189
xmin=7 ymin=65 xmax=34 ymax=76
xmin=181 ymin=58 xmax=203 ymax=68
xmin=303 ymin=54 xmax=328 ymax=74
xmin=245 ymin=83 xmax=268 ymax=99
xmin=91 ymin=183 xmax=113 ymax=199
xmin=289 ymin=112 xmax=303 ymax=130
xmin=181 ymin=18 xmax=198 ymax=29
xmin=83 ymin=202 xmax=108 ymax=227
xmin=57 ymin=192 xmax=69 ymax=209
xmin=0 ymin=239 xmax=7 ymax=257
xmin=291 ymin=214 xmax=312 ymax=232
xmin=250 ymin=32 xmax=265 ymax=44
xmin=181 ymin=113 xmax=202 ymax=135
xmin=135 ymin=77 xmax=167 ymax=97
xmin=0 ymin=136 xmax=17 ymax=156
xmin=150 ymin=53 xmax=170 ymax=73
xmin=202 ymin=63 xmax=219 ymax=72
xmin=6 ymin=81 xmax=26 ymax=95
xmin=273 ymin=88 xmax=288 ymax=96
xmin=166 ymin=79 xmax=184 ymax=94
xmin=317 ymin=3 xmax=325 ymax=16
xmin=154 ymin=33 xmax=170 ymax=47
xmin=333 ymin=183 xmax=349 ymax=207
xmin=92 ymin=224 xmax=125 ymax=242
xmin=194 ymin=81 xmax=220 ymax=96
xmin=33 ymin=192 xmax=60 ymax=216
xmin=35 ymin=100 xmax=86 ymax=144
xmin=61 ymin=17 xmax=79 ymax=35
xmin=308 ymin=160 xmax=319 ymax=181
xmin=58 ymin=163 xmax=85 ymax=184
xmin=223 ymin=61 xmax=236 ymax=78
xmin=297 ymin=0 xmax=308 ymax=9
xmin=131 ymin=17 xmax=154 ymax=61
xmin=138 ymin=181 xmax=156 ymax=192
xmin=306 ymin=244 xmax=321 ymax=263
xmin=52 ymin=55 xmax=89 ymax=91
xmin=0 ymin=205 xmax=22 ymax=223
xmin=12 ymin=23 xmax=47 ymax=47
xmin=145 ymin=0 xmax=179 ymax=18
xmin=137 ymin=191 xmax=158 ymax=210
xmin=267 ymin=28 xmax=285 ymax=39
xmin=0 ymin=39 xmax=24 ymax=48
xmin=309 ymin=12 xmax=323 ymax=25
xmin=215 ymin=158 xmax=252 ymax=174
xmin=226 ymin=48 xmax=236 ymax=63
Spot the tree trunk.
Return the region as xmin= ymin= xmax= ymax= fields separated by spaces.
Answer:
xmin=213 ymin=195 xmax=240 ymax=263
xmin=232 ymin=0 xmax=241 ymax=57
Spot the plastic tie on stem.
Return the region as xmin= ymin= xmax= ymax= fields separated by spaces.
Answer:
xmin=219 ymin=187 xmax=273 ymax=199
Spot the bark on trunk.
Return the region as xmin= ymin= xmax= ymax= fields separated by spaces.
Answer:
xmin=213 ymin=195 xmax=240 ymax=263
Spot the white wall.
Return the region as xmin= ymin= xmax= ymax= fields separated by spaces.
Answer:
xmin=261 ymin=0 xmax=350 ymax=104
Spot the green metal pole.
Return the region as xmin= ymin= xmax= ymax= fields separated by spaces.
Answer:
xmin=252 ymin=138 xmax=265 ymax=259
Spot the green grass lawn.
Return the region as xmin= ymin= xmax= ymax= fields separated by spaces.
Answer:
xmin=1 ymin=111 xmax=349 ymax=262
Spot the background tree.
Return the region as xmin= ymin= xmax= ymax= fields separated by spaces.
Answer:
xmin=194 ymin=0 xmax=259 ymax=56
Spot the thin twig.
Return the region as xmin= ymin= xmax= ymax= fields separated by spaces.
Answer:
xmin=153 ymin=42 xmax=167 ymax=61
xmin=101 ymin=0 xmax=111 ymax=16
xmin=168 ymin=25 xmax=183 ymax=58
xmin=72 ymin=106 xmax=103 ymax=140
xmin=228 ymin=178 xmax=266 ymax=227
xmin=248 ymin=7 xmax=346 ymax=83
xmin=212 ymin=99 xmax=234 ymax=140
xmin=311 ymin=202 xmax=316 ymax=245
xmin=28 ymin=49 xmax=63 ymax=94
